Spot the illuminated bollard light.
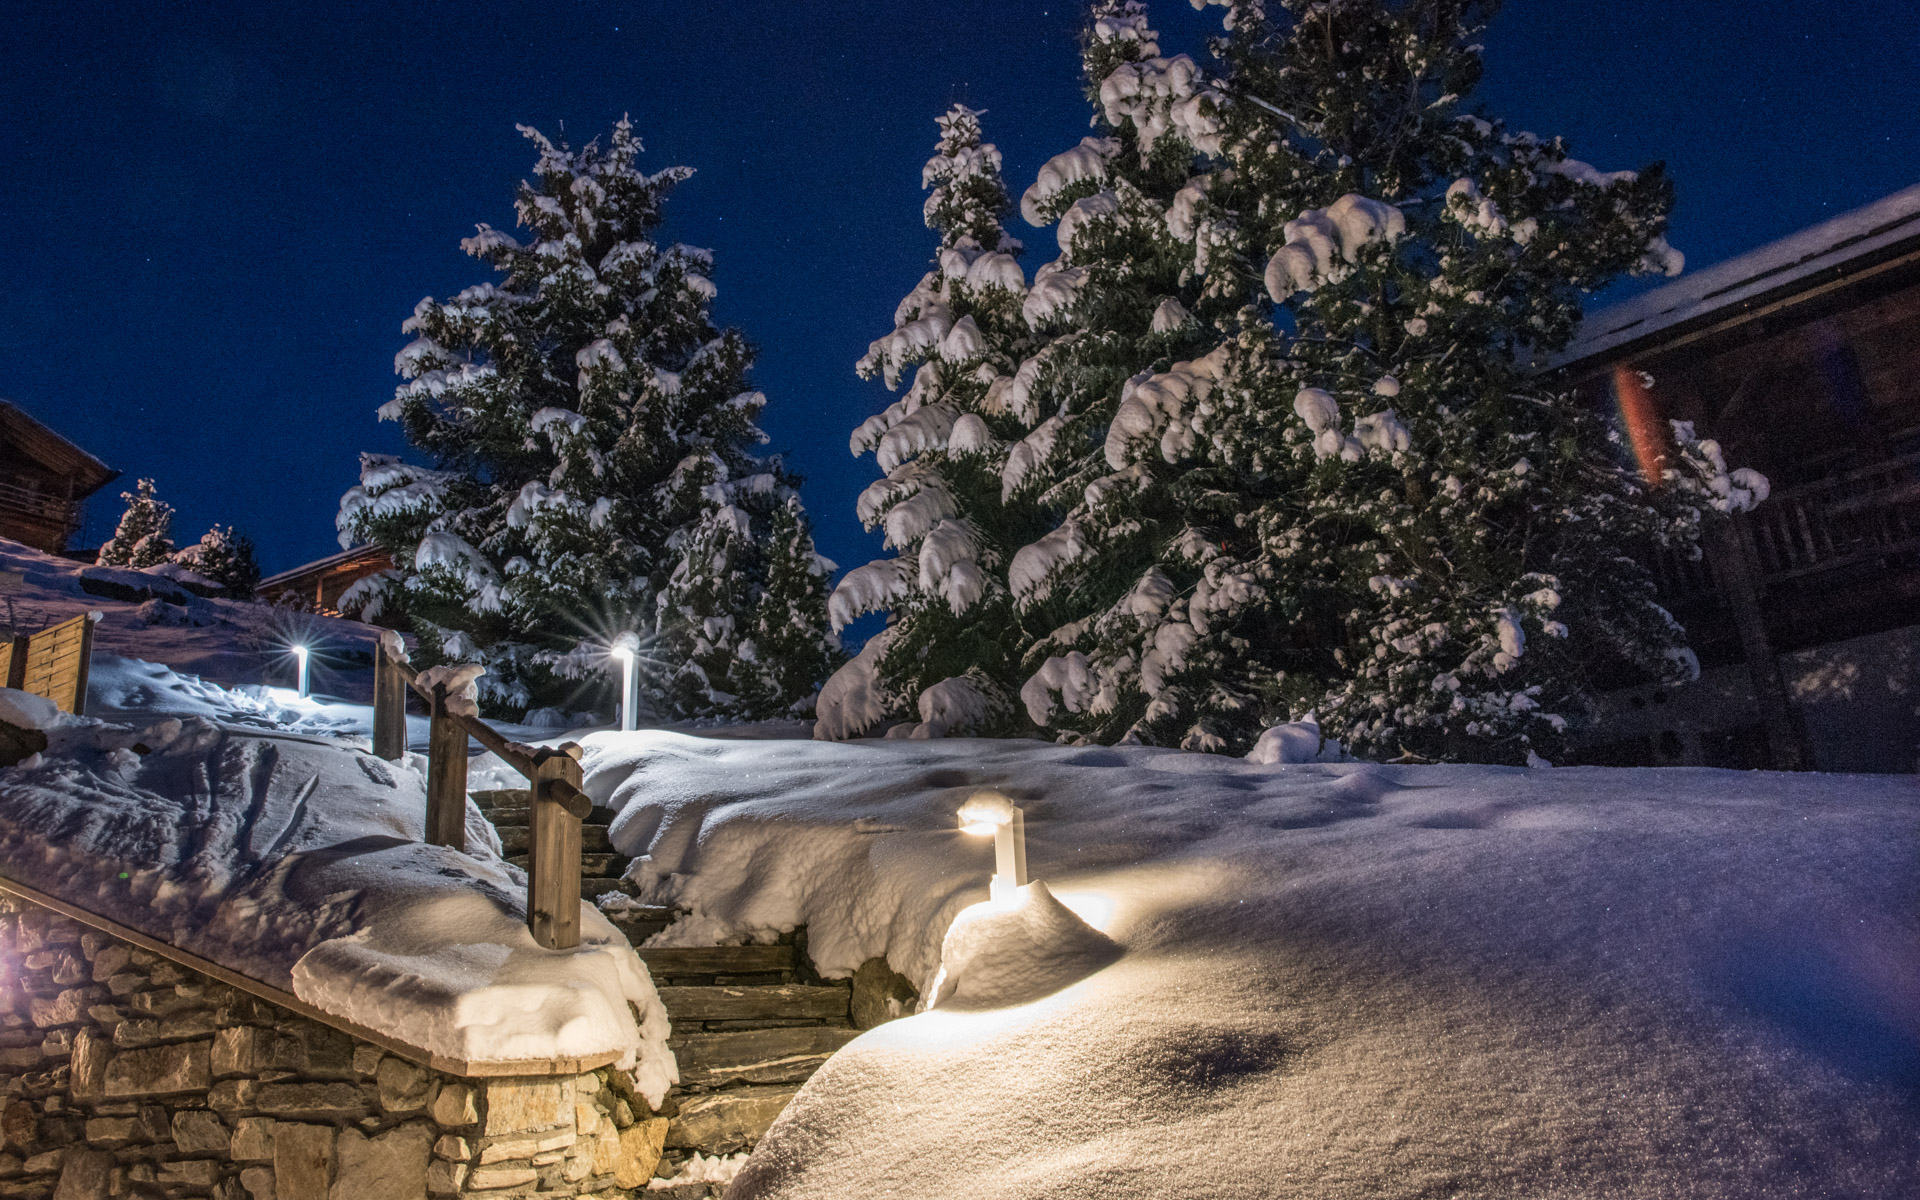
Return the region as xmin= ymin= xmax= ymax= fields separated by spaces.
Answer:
xmin=610 ymin=633 xmax=639 ymax=732
xmin=291 ymin=645 xmax=311 ymax=699
xmin=958 ymin=789 xmax=1026 ymax=904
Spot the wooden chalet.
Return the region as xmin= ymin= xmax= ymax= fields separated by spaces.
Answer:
xmin=1554 ymin=184 xmax=1920 ymax=773
xmin=0 ymin=402 xmax=117 ymax=555
xmin=256 ymin=544 xmax=395 ymax=617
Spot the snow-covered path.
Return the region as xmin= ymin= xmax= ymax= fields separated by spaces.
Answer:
xmin=580 ymin=733 xmax=1920 ymax=1198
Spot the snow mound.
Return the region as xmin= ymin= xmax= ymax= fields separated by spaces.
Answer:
xmin=0 ymin=713 xmax=672 ymax=1100
xmin=929 ymin=882 xmax=1121 ymax=1009
xmin=576 ymin=731 xmax=1920 ymax=1199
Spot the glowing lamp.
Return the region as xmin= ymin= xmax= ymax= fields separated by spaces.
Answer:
xmin=291 ymin=645 xmax=311 ymax=699
xmin=957 ymin=790 xmax=1027 ymax=903
xmin=610 ymin=632 xmax=639 ymax=732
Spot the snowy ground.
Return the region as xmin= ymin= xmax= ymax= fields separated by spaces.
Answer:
xmin=0 ymin=537 xmax=382 ymax=698
xmin=580 ymin=732 xmax=1920 ymax=1198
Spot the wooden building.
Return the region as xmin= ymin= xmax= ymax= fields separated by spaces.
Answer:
xmin=256 ymin=544 xmax=395 ymax=617
xmin=1554 ymin=184 xmax=1920 ymax=772
xmin=0 ymin=402 xmax=117 ymax=555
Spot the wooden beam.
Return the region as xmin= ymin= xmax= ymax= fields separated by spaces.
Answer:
xmin=372 ymin=642 xmax=407 ymax=762
xmin=424 ymin=684 xmax=469 ymax=851
xmin=529 ymin=747 xmax=584 ymax=951
xmin=0 ymin=872 xmax=619 ymax=1079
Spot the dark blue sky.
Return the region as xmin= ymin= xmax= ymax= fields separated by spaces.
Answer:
xmin=4 ymin=1 xmax=1916 ymax=577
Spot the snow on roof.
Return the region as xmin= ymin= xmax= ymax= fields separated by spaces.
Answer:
xmin=0 ymin=696 xmax=672 ymax=1097
xmin=257 ymin=543 xmax=392 ymax=591
xmin=1560 ymin=183 xmax=1920 ymax=371
xmin=582 ymin=731 xmax=1920 ymax=1197
xmin=0 ymin=401 xmax=117 ymax=496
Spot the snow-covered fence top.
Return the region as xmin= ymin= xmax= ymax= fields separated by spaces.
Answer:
xmin=0 ymin=693 xmax=672 ymax=1104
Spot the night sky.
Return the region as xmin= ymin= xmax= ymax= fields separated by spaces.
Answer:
xmin=5 ymin=1 xmax=1917 ymax=579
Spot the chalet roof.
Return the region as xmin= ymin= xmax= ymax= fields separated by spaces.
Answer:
xmin=257 ymin=543 xmax=392 ymax=591
xmin=1556 ymin=183 xmax=1920 ymax=374
xmin=0 ymin=402 xmax=117 ymax=497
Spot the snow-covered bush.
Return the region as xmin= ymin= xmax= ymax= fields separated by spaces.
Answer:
xmin=96 ymin=479 xmax=175 ymax=569
xmin=338 ymin=118 xmax=838 ymax=719
xmin=173 ymin=525 xmax=260 ymax=600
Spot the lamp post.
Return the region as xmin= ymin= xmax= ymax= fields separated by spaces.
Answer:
xmin=291 ymin=645 xmax=310 ymax=699
xmin=958 ymin=790 xmax=1027 ymax=904
xmin=610 ymin=633 xmax=639 ymax=732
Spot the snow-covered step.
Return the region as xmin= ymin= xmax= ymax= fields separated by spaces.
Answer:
xmin=668 ymin=1027 xmax=861 ymax=1087
xmin=654 ymin=984 xmax=851 ymax=1023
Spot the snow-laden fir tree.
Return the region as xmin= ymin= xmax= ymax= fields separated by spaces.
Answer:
xmin=97 ymin=479 xmax=175 ymax=568
xmin=816 ymin=104 xmax=1061 ymax=739
xmin=174 ymin=525 xmax=260 ymax=598
xmin=833 ymin=0 xmax=1763 ymax=764
xmin=338 ymin=118 xmax=837 ymax=719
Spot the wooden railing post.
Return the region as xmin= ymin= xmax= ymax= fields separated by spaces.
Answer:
xmin=1707 ymin=515 xmax=1808 ymax=771
xmin=1 ymin=635 xmax=26 ymax=691
xmin=424 ymin=685 xmax=469 ymax=851
xmin=372 ymin=640 xmax=408 ymax=762
xmin=528 ymin=745 xmax=584 ymax=951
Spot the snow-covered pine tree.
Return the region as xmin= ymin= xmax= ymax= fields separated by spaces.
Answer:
xmin=97 ymin=479 xmax=176 ymax=568
xmin=174 ymin=525 xmax=260 ymax=598
xmin=338 ymin=118 xmax=836 ymax=719
xmin=815 ymin=104 xmax=1050 ymax=739
xmin=1012 ymin=0 xmax=1763 ymax=763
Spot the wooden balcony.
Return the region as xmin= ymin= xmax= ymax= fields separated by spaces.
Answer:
xmin=1654 ymin=450 xmax=1920 ymax=658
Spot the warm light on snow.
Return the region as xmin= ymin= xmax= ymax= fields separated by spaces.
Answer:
xmin=957 ymin=790 xmax=1026 ymax=903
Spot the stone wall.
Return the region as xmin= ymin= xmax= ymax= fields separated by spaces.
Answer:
xmin=0 ymin=896 xmax=674 ymax=1199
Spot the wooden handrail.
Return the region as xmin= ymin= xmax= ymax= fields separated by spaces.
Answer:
xmin=372 ymin=639 xmax=591 ymax=949
xmin=379 ymin=648 xmax=593 ymax=819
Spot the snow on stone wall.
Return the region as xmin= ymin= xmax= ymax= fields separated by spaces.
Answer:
xmin=0 ymin=895 xmax=672 ymax=1199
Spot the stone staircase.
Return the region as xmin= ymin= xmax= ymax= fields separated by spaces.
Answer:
xmin=469 ymin=790 xmax=915 ymax=1191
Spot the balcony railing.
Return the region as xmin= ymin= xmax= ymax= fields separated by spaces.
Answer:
xmin=1654 ymin=449 xmax=1920 ymax=602
xmin=0 ymin=480 xmax=76 ymax=527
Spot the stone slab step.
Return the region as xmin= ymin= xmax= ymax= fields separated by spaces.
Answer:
xmin=665 ymin=1086 xmax=800 ymax=1153
xmin=655 ymin=985 xmax=850 ymax=1022
xmin=508 ymin=852 xmax=624 ymax=876
xmin=669 ymin=1027 xmax=860 ymax=1087
xmin=583 ymin=878 xmax=641 ymax=902
xmin=494 ymin=825 xmax=615 ymax=855
xmin=470 ymin=788 xmax=530 ymax=810
xmin=638 ymin=945 xmax=796 ymax=977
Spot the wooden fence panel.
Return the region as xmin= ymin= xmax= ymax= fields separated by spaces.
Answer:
xmin=20 ymin=614 xmax=95 ymax=715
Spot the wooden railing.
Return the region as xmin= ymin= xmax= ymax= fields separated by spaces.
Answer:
xmin=1653 ymin=451 xmax=1920 ymax=603
xmin=0 ymin=480 xmax=75 ymax=526
xmin=372 ymin=638 xmax=592 ymax=951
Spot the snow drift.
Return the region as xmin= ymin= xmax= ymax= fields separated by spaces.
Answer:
xmin=580 ymin=731 xmax=1920 ymax=1198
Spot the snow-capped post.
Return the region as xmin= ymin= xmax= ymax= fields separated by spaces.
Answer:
xmin=371 ymin=633 xmax=408 ymax=761
xmin=610 ymin=633 xmax=639 ymax=733
xmin=424 ymin=683 xmax=469 ymax=852
xmin=291 ymin=645 xmax=310 ymax=699
xmin=529 ymin=745 xmax=586 ymax=950
xmin=958 ymin=790 xmax=1027 ymax=904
